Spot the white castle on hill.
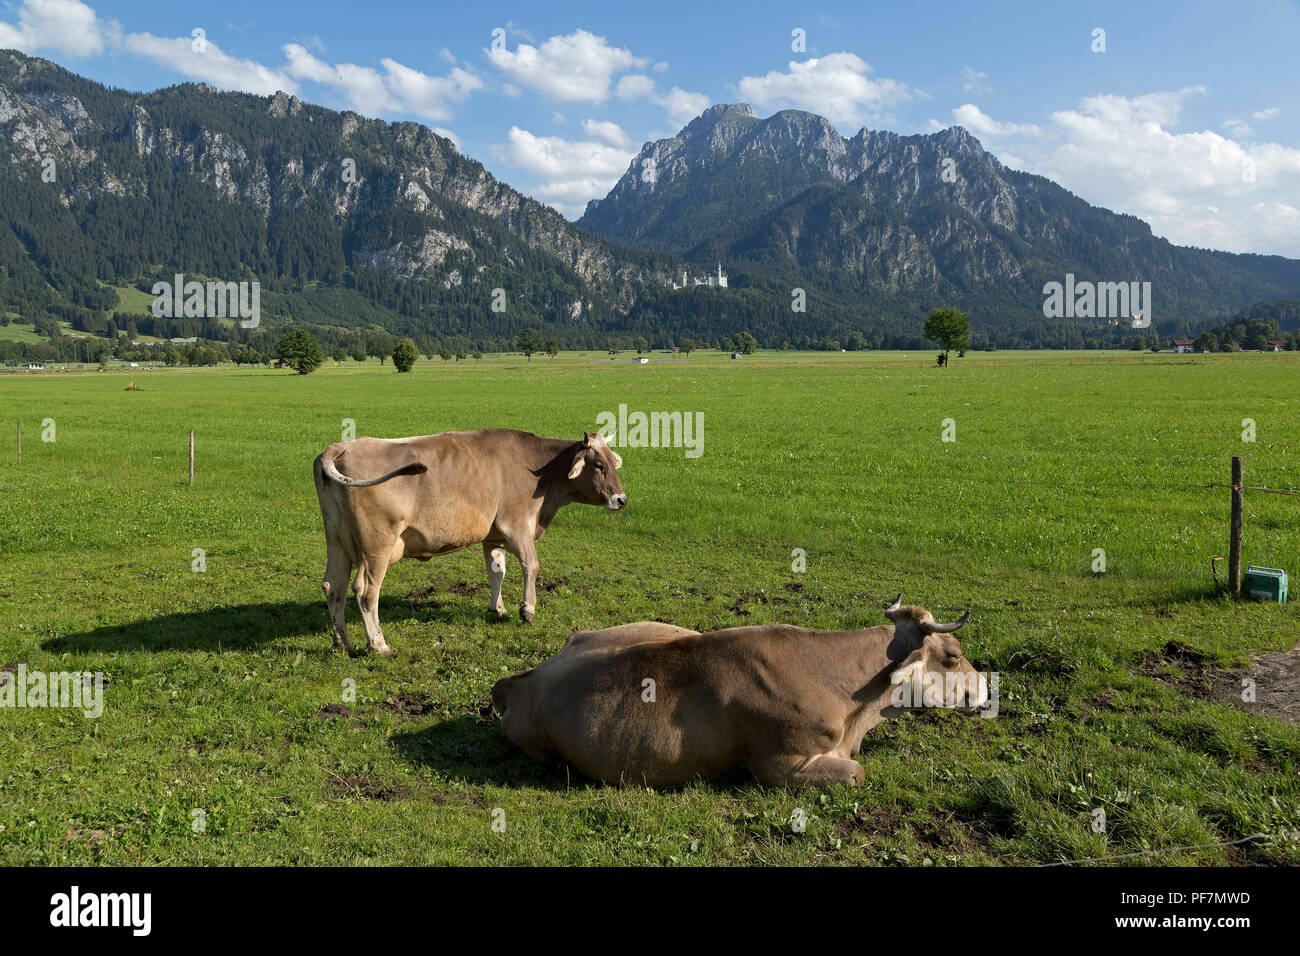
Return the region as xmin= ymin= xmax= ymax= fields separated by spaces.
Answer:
xmin=671 ymin=263 xmax=728 ymax=289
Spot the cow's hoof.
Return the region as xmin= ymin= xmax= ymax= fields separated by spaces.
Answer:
xmin=520 ymin=605 xmax=535 ymax=623
xmin=368 ymin=644 xmax=396 ymax=657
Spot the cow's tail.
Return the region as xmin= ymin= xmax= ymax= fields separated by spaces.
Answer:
xmin=319 ymin=448 xmax=427 ymax=487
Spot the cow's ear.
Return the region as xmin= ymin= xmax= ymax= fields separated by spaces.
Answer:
xmin=568 ymin=451 xmax=587 ymax=479
xmin=888 ymin=648 xmax=926 ymax=687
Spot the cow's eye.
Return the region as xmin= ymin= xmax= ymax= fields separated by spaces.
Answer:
xmin=594 ymin=462 xmax=605 ymax=472
xmin=945 ymin=655 xmax=961 ymax=667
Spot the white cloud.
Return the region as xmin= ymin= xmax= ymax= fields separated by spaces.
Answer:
xmin=1222 ymin=118 xmax=1253 ymax=139
xmin=379 ymin=58 xmax=483 ymax=121
xmin=948 ymin=88 xmax=1300 ymax=256
xmin=0 ymin=0 xmax=112 ymax=58
xmin=656 ymin=86 xmax=710 ymax=126
xmin=951 ymin=103 xmax=1040 ymax=138
xmin=1252 ymin=107 xmax=1280 ymax=121
xmin=961 ymin=66 xmax=990 ymax=95
xmin=282 ymin=43 xmax=482 ymax=120
xmin=498 ymin=125 xmax=635 ymax=217
xmin=581 ymin=118 xmax=632 ymax=149
xmin=124 ymin=33 xmax=297 ymax=96
xmin=615 ymin=74 xmax=656 ymax=100
xmin=486 ymin=29 xmax=648 ymax=102
xmin=734 ymin=52 xmax=911 ymax=127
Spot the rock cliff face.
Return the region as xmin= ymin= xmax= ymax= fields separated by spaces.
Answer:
xmin=0 ymin=50 xmax=666 ymax=318
xmin=580 ymin=102 xmax=1300 ymax=311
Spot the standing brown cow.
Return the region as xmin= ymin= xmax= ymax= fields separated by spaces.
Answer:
xmin=313 ymin=428 xmax=626 ymax=655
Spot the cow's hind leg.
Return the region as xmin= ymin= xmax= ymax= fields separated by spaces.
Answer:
xmin=322 ymin=541 xmax=353 ymax=654
xmin=482 ymin=543 xmax=507 ymax=617
xmin=753 ymin=752 xmax=865 ymax=789
xmin=354 ymin=555 xmax=394 ymax=656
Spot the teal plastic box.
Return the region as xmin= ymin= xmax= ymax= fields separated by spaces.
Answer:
xmin=1243 ymin=566 xmax=1288 ymax=603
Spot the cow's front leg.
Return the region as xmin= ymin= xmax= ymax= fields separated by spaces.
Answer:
xmin=506 ymin=537 xmax=539 ymax=623
xmin=753 ymin=752 xmax=865 ymax=789
xmin=482 ymin=543 xmax=507 ymax=617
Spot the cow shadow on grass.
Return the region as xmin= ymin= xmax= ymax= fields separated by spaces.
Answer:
xmin=391 ymin=716 xmax=764 ymax=793
xmin=41 ymin=593 xmax=489 ymax=654
xmin=391 ymin=716 xmax=576 ymax=791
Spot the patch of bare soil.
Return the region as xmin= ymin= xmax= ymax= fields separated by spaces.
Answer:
xmin=1141 ymin=640 xmax=1300 ymax=722
xmin=381 ymin=692 xmax=435 ymax=716
xmin=327 ymin=776 xmax=410 ymax=801
xmin=726 ymin=589 xmax=792 ymax=616
xmin=316 ymin=703 xmax=356 ymax=718
xmin=1234 ymin=642 xmax=1300 ymax=722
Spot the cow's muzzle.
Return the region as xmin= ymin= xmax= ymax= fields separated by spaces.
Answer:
xmin=607 ymin=494 xmax=628 ymax=511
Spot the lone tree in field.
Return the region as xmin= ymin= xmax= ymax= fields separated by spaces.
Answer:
xmin=368 ymin=331 xmax=394 ymax=365
xmin=516 ymin=328 xmax=542 ymax=361
xmin=276 ymin=329 xmax=323 ymax=375
xmin=546 ymin=338 xmax=559 ymax=359
xmin=392 ymin=337 xmax=419 ymax=373
xmin=332 ymin=346 xmax=347 ymax=365
xmin=679 ymin=338 xmax=695 ymax=358
xmin=925 ymin=307 xmax=970 ymax=366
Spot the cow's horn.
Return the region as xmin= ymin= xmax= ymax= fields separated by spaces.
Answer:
xmin=923 ymin=610 xmax=970 ymax=634
xmin=884 ymin=593 xmax=903 ymax=613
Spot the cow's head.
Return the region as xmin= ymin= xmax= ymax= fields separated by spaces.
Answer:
xmin=884 ymin=594 xmax=988 ymax=710
xmin=567 ymin=432 xmax=627 ymax=510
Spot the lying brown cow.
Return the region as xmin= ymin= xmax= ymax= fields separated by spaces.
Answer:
xmin=492 ymin=595 xmax=988 ymax=788
xmin=313 ymin=429 xmax=626 ymax=655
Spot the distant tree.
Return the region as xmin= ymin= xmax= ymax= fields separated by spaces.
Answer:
xmin=516 ymin=328 xmax=542 ymax=361
xmin=350 ymin=341 xmax=368 ymax=363
xmin=1194 ymin=333 xmax=1216 ymax=352
xmin=455 ymin=349 xmax=466 ymax=362
xmin=924 ymin=307 xmax=970 ymax=365
xmin=276 ymin=329 xmax=323 ymax=375
xmin=730 ymin=331 xmax=757 ymax=354
xmin=367 ymin=331 xmax=394 ymax=365
xmin=392 ymin=337 xmax=419 ymax=372
xmin=845 ymin=331 xmax=865 ymax=351
xmin=472 ymin=351 xmax=483 ymax=361
xmin=545 ymin=338 xmax=559 ymax=359
xmin=439 ymin=349 xmax=452 ymax=361
xmin=1250 ymin=333 xmax=1269 ymax=351
xmin=1220 ymin=341 xmax=1236 ymax=353
xmin=332 ymin=346 xmax=347 ymax=364
xmin=679 ymin=338 xmax=695 ymax=357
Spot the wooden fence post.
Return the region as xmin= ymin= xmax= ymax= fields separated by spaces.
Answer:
xmin=1229 ymin=455 xmax=1243 ymax=597
xmin=189 ymin=430 xmax=194 ymax=486
xmin=16 ymin=421 xmax=20 ymax=465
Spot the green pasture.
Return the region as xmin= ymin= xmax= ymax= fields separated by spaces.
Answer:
xmin=0 ymin=350 xmax=1297 ymax=865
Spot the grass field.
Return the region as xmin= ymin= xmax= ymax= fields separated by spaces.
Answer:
xmin=1 ymin=350 xmax=1298 ymax=865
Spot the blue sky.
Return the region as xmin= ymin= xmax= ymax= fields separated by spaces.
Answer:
xmin=3 ymin=0 xmax=1298 ymax=254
